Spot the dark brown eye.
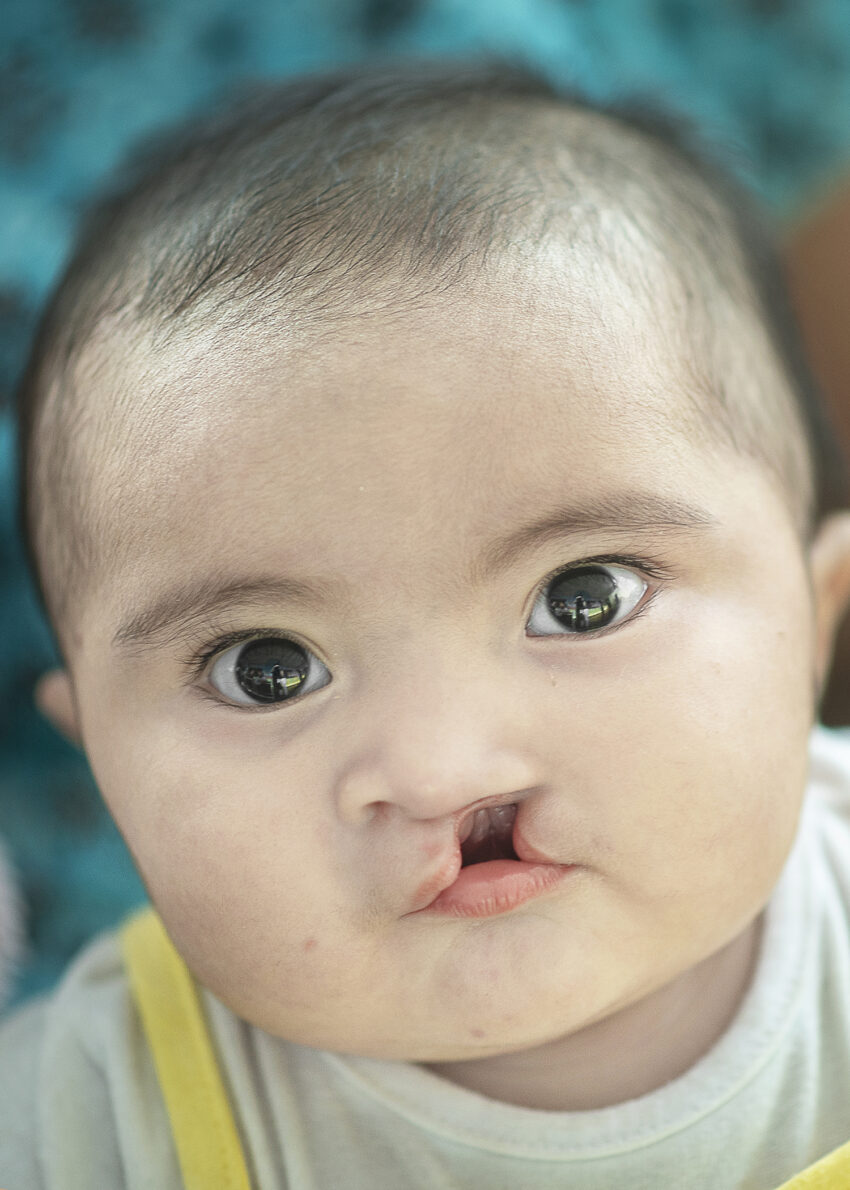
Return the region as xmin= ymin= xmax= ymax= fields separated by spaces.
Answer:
xmin=209 ymin=637 xmax=330 ymax=707
xmin=234 ymin=639 xmax=308 ymax=702
xmin=527 ymin=564 xmax=646 ymax=636
xmin=547 ymin=567 xmax=620 ymax=631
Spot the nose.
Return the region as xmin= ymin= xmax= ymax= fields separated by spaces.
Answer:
xmin=333 ymin=652 xmax=541 ymax=825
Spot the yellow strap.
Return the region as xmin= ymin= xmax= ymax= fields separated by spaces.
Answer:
xmin=775 ymin=1138 xmax=850 ymax=1189
xmin=120 ymin=907 xmax=252 ymax=1190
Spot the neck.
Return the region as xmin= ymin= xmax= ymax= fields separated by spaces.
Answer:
xmin=425 ymin=914 xmax=763 ymax=1111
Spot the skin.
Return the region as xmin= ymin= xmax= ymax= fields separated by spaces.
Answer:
xmin=37 ymin=251 xmax=850 ymax=1112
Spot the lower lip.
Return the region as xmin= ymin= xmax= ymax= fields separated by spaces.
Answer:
xmin=416 ymin=859 xmax=577 ymax=918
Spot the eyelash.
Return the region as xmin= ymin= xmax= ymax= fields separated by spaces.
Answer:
xmin=179 ymin=626 xmax=294 ymax=684
xmin=179 ymin=552 xmax=672 ymax=709
xmin=533 ymin=552 xmax=669 ymax=607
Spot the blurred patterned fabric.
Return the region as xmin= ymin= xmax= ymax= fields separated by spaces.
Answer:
xmin=2 ymin=0 xmax=850 ymax=1009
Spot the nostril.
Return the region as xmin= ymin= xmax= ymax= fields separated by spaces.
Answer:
xmin=460 ymin=804 xmax=519 ymax=867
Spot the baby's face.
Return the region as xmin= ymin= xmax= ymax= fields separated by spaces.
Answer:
xmin=63 ymin=256 xmax=829 ymax=1066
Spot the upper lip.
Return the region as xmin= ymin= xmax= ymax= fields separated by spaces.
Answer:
xmin=457 ymin=793 xmax=561 ymax=865
xmin=404 ymin=795 xmax=561 ymax=914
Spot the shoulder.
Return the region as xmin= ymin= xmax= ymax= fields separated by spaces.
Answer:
xmin=809 ymin=725 xmax=850 ymax=808
xmin=0 ymin=995 xmax=49 ymax=1187
xmin=805 ymin=725 xmax=850 ymax=888
xmin=0 ymin=926 xmax=178 ymax=1188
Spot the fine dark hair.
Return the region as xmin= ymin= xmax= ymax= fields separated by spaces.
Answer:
xmin=14 ymin=57 xmax=848 ymax=662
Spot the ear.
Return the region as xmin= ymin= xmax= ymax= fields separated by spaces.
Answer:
xmin=34 ymin=669 xmax=83 ymax=748
xmin=809 ymin=512 xmax=850 ymax=696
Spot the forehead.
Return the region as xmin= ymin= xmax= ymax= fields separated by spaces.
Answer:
xmin=84 ymin=248 xmax=780 ymax=622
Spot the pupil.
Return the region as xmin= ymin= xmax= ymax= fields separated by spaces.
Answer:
xmin=235 ymin=638 xmax=309 ymax=703
xmin=547 ymin=567 xmax=620 ymax=632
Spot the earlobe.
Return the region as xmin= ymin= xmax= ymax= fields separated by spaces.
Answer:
xmin=34 ymin=669 xmax=83 ymax=748
xmin=809 ymin=512 xmax=850 ymax=695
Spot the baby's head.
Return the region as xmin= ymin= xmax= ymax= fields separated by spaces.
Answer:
xmin=17 ymin=61 xmax=850 ymax=1100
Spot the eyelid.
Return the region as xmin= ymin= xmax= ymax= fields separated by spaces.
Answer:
xmin=210 ymin=636 xmax=330 ymax=710
xmin=535 ymin=553 xmax=673 ymax=586
xmin=178 ymin=626 xmax=326 ymax=686
xmin=179 ymin=627 xmax=268 ymax=684
xmin=186 ymin=630 xmax=331 ymax=713
xmin=526 ymin=553 xmax=669 ymax=637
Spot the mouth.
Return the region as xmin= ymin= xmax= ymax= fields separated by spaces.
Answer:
xmin=458 ymin=803 xmax=519 ymax=866
xmin=407 ymin=801 xmax=577 ymax=918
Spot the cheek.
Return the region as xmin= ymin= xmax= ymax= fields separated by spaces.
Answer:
xmin=122 ymin=784 xmax=369 ymax=1029
xmin=535 ymin=584 xmax=813 ymax=912
xmin=87 ymin=721 xmax=358 ymax=979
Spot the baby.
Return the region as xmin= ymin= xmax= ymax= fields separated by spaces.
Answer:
xmin=4 ymin=58 xmax=850 ymax=1190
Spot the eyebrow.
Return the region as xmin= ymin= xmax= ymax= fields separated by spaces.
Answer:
xmin=476 ymin=491 xmax=718 ymax=577
xmin=112 ymin=575 xmax=335 ymax=657
xmin=111 ymin=490 xmax=718 ymax=657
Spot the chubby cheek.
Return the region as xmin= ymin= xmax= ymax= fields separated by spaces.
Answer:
xmin=538 ymin=585 xmax=814 ymax=939
xmin=138 ymin=815 xmax=375 ymax=1033
xmin=90 ymin=726 xmax=372 ymax=1022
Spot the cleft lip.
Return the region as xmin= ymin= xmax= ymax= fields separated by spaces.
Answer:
xmin=460 ymin=804 xmax=518 ymax=865
xmin=405 ymin=798 xmax=570 ymax=916
xmin=406 ymin=798 xmax=516 ymax=914
xmin=456 ymin=795 xmax=520 ymax=847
